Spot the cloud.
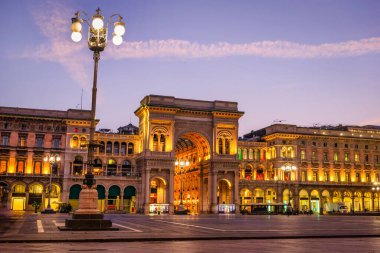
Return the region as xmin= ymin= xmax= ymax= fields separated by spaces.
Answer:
xmin=18 ymin=1 xmax=90 ymax=87
xmin=105 ymin=37 xmax=380 ymax=59
xmin=17 ymin=1 xmax=380 ymax=87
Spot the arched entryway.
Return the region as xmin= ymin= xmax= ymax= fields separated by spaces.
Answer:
xmin=68 ymin=184 xmax=82 ymax=210
xmin=321 ymin=190 xmax=331 ymax=214
xmin=108 ymin=185 xmax=121 ymax=211
xmin=217 ymin=179 xmax=233 ymax=213
xmin=124 ymin=186 xmax=136 ymax=213
xmin=298 ymin=189 xmax=309 ymax=212
xmin=44 ymin=184 xmax=60 ymax=211
xmin=174 ymin=131 xmax=211 ymax=214
xmin=96 ymin=185 xmax=106 ymax=212
xmin=11 ymin=183 xmax=26 ymax=210
xmin=310 ymin=190 xmax=320 ymax=213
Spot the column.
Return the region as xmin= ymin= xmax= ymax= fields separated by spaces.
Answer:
xmin=144 ymin=168 xmax=150 ymax=214
xmin=234 ymin=170 xmax=239 ymax=213
xmin=169 ymin=168 xmax=174 ymax=214
xmin=372 ymin=193 xmax=375 ymax=211
xmin=361 ymin=195 xmax=365 ymax=212
xmin=120 ymin=192 xmax=124 ymax=212
xmin=209 ymin=170 xmax=218 ymax=213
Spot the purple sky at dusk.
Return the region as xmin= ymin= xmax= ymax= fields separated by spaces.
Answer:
xmin=0 ymin=0 xmax=379 ymax=136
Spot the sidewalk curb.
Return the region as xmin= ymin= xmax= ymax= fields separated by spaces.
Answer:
xmin=1 ymin=234 xmax=380 ymax=243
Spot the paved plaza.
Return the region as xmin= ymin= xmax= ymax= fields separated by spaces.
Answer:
xmin=1 ymin=211 xmax=380 ymax=252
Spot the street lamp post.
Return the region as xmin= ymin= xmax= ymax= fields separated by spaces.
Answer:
xmin=372 ymin=182 xmax=380 ymax=212
xmin=43 ymin=154 xmax=60 ymax=213
xmin=175 ymin=160 xmax=189 ymax=213
xmin=62 ymin=8 xmax=125 ymax=230
xmin=71 ymin=8 xmax=126 ymax=189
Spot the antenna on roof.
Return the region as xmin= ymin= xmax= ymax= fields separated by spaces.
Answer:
xmin=273 ymin=119 xmax=286 ymax=123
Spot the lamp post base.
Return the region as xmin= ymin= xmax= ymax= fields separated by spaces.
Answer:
xmin=61 ymin=187 xmax=118 ymax=231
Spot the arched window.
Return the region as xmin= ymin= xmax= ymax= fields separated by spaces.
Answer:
xmin=128 ymin=143 xmax=134 ymax=154
xmin=225 ymin=139 xmax=230 ymax=154
xmin=106 ymin=142 xmax=112 ymax=154
xmin=114 ymin=142 xmax=120 ymax=155
xmin=243 ymin=149 xmax=248 ymax=160
xmin=99 ymin=141 xmax=105 ymax=153
xmin=80 ymin=137 xmax=87 ymax=149
xmin=244 ymin=167 xmax=252 ymax=180
xmin=73 ymin=155 xmax=83 ymax=175
xmin=218 ymin=139 xmax=223 ymax=154
xmin=160 ymin=135 xmax=166 ymax=152
xmin=248 ymin=149 xmax=253 ymax=160
xmin=153 ymin=134 xmax=159 ymax=151
xmin=72 ymin=136 xmax=79 ymax=149
xmin=121 ymin=142 xmax=126 ymax=155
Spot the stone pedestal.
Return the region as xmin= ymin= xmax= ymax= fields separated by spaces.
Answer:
xmin=59 ymin=187 xmax=118 ymax=231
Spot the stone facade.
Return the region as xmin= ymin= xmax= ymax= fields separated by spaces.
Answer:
xmin=1 ymin=96 xmax=380 ymax=214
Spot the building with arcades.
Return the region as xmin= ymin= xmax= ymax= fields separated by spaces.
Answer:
xmin=1 ymin=95 xmax=380 ymax=215
xmin=238 ymin=124 xmax=380 ymax=214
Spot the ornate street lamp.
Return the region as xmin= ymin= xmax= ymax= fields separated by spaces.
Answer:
xmin=70 ymin=8 xmax=126 ymax=189
xmin=62 ymin=8 xmax=125 ymax=230
xmin=175 ymin=159 xmax=189 ymax=212
xmin=43 ymin=154 xmax=60 ymax=213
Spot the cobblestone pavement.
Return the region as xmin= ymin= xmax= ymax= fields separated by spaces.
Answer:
xmin=1 ymin=211 xmax=380 ymax=252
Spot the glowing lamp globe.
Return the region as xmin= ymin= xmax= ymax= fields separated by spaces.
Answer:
xmin=71 ymin=21 xmax=82 ymax=32
xmin=92 ymin=17 xmax=104 ymax=29
xmin=114 ymin=21 xmax=126 ymax=36
xmin=112 ymin=35 xmax=123 ymax=46
xmin=71 ymin=32 xmax=82 ymax=42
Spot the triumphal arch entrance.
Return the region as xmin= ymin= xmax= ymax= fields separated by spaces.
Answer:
xmin=135 ymin=95 xmax=244 ymax=214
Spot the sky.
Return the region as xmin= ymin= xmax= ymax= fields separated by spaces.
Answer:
xmin=0 ymin=0 xmax=379 ymax=136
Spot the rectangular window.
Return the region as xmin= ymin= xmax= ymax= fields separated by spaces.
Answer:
xmin=0 ymin=160 xmax=7 ymax=173
xmin=313 ymin=172 xmax=317 ymax=182
xmin=334 ymin=172 xmax=339 ymax=182
xmin=16 ymin=160 xmax=25 ymax=173
xmin=301 ymin=171 xmax=306 ymax=181
xmin=334 ymin=152 xmax=338 ymax=161
xmin=36 ymin=136 xmax=44 ymax=147
xmin=19 ymin=135 xmax=27 ymax=147
xmin=301 ymin=150 xmax=306 ymax=160
xmin=356 ymin=173 xmax=360 ymax=182
xmin=323 ymin=152 xmax=328 ymax=162
xmin=344 ymin=153 xmax=349 ymax=162
xmin=2 ymin=135 xmax=9 ymax=146
xmin=324 ymin=171 xmax=328 ymax=182
xmin=375 ymin=155 xmax=379 ymax=164
xmin=312 ymin=151 xmax=317 ymax=161
xmin=53 ymin=138 xmax=60 ymax=149
xmin=34 ymin=161 xmax=42 ymax=174
xmin=354 ymin=153 xmax=359 ymax=162
xmin=345 ymin=172 xmax=350 ymax=182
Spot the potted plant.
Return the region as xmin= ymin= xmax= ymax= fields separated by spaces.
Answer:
xmin=32 ymin=201 xmax=41 ymax=213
